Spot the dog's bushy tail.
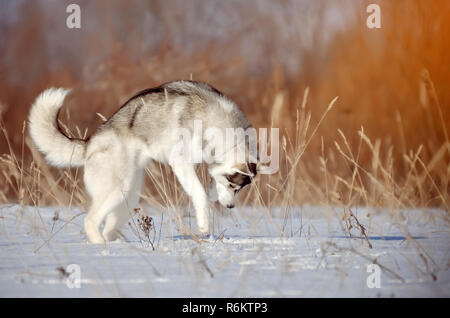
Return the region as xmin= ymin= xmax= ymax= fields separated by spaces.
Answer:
xmin=28 ymin=88 xmax=86 ymax=168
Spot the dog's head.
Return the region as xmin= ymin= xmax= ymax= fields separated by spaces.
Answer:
xmin=208 ymin=161 xmax=258 ymax=209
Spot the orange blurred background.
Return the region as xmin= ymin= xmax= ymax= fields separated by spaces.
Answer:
xmin=0 ymin=0 xmax=449 ymax=207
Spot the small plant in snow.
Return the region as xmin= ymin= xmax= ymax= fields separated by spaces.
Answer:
xmin=133 ymin=208 xmax=156 ymax=250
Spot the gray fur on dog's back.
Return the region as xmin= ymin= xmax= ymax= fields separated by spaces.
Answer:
xmin=97 ymin=80 xmax=251 ymax=143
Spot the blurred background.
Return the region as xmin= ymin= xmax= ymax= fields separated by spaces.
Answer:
xmin=0 ymin=0 xmax=449 ymax=208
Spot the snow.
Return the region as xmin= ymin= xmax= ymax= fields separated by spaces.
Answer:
xmin=0 ymin=204 xmax=448 ymax=297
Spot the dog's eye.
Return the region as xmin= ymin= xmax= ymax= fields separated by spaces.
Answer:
xmin=228 ymin=184 xmax=239 ymax=193
xmin=228 ymin=183 xmax=241 ymax=191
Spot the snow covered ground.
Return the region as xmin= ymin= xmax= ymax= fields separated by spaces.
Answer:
xmin=0 ymin=204 xmax=448 ymax=297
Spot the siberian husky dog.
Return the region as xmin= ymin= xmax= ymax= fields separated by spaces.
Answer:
xmin=28 ymin=80 xmax=261 ymax=243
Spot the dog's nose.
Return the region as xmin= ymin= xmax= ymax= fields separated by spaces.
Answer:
xmin=227 ymin=204 xmax=235 ymax=209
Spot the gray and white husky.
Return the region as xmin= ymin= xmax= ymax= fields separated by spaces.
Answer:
xmin=28 ymin=80 xmax=263 ymax=243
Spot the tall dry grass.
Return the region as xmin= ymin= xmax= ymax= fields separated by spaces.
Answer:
xmin=0 ymin=0 xmax=448 ymax=216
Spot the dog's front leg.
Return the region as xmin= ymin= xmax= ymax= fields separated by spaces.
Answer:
xmin=170 ymin=162 xmax=209 ymax=234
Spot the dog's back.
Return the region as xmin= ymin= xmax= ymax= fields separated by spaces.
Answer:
xmin=95 ymin=80 xmax=251 ymax=142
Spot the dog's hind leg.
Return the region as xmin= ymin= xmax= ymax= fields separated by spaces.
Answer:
xmin=170 ymin=162 xmax=209 ymax=234
xmin=83 ymin=153 xmax=138 ymax=243
xmin=101 ymin=204 xmax=129 ymax=242
xmin=102 ymin=169 xmax=144 ymax=241
xmin=84 ymin=190 xmax=126 ymax=243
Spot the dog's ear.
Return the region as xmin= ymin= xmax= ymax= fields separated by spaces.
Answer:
xmin=247 ymin=162 xmax=257 ymax=175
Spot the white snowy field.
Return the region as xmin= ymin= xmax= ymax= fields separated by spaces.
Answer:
xmin=0 ymin=204 xmax=448 ymax=297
